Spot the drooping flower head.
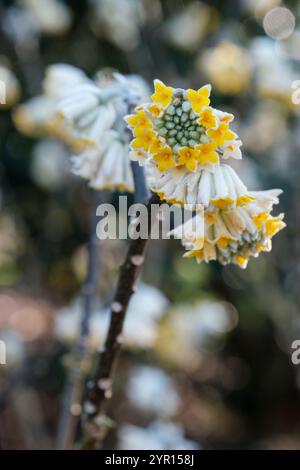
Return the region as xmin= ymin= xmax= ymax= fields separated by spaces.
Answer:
xmin=170 ymin=190 xmax=285 ymax=268
xmin=13 ymin=64 xmax=90 ymax=150
xmin=57 ymin=71 xmax=150 ymax=192
xmin=14 ymin=64 xmax=150 ymax=192
xmin=125 ymin=80 xmax=241 ymax=173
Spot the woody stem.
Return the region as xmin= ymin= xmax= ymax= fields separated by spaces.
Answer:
xmin=81 ymin=166 xmax=159 ymax=449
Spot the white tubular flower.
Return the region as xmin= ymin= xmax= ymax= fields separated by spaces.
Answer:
xmin=170 ymin=190 xmax=285 ymax=268
xmin=61 ymin=70 xmax=149 ymax=191
xmin=55 ymin=70 xmax=149 ymax=148
xmin=13 ymin=64 xmax=90 ymax=149
xmin=56 ymin=84 xmax=102 ymax=123
xmin=221 ymin=140 xmax=242 ymax=160
xmin=71 ymin=129 xmax=134 ymax=192
xmin=56 ymin=88 xmax=116 ymax=147
xmin=148 ymin=163 xmax=252 ymax=210
xmin=171 ymin=211 xmax=205 ymax=250
xmin=43 ymin=64 xmax=88 ymax=100
xmin=247 ymin=189 xmax=282 ymax=213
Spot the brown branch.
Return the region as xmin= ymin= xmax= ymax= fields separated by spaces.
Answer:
xmin=81 ymin=192 xmax=160 ymax=449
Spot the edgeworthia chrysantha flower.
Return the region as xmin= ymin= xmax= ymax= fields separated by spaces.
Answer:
xmin=170 ymin=189 xmax=285 ymax=268
xmin=13 ymin=64 xmax=89 ymax=148
xmin=125 ymin=79 xmax=242 ymax=173
xmin=56 ymin=71 xmax=150 ymax=191
xmin=125 ymin=79 xmax=248 ymax=209
xmin=126 ymin=79 xmax=285 ymax=267
xmin=14 ymin=64 xmax=149 ymax=192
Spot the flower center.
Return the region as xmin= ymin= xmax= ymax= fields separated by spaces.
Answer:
xmin=154 ymin=92 xmax=209 ymax=148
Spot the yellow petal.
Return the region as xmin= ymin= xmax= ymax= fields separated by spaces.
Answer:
xmin=253 ymin=212 xmax=269 ymax=230
xmin=148 ymin=104 xmax=163 ymax=117
xmin=125 ymin=110 xmax=152 ymax=130
xmin=211 ymin=197 xmax=234 ymax=209
xmin=151 ymin=80 xmax=173 ymax=108
xmin=217 ymin=236 xmax=230 ymax=249
xmin=234 ymin=255 xmax=248 ymax=269
xmin=185 ymin=158 xmax=197 ymax=171
xmin=186 ymin=85 xmax=211 ymax=114
xmin=198 ymin=108 xmax=217 ymax=128
xmin=265 ymin=216 xmax=286 ymax=238
xmin=237 ymin=195 xmax=255 ymax=207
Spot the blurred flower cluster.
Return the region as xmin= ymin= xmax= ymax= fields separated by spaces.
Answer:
xmin=14 ymin=64 xmax=150 ymax=191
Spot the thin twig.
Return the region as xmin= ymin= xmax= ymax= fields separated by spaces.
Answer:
xmin=56 ymin=189 xmax=101 ymax=449
xmin=130 ymin=160 xmax=149 ymax=204
xmin=81 ymin=179 xmax=159 ymax=449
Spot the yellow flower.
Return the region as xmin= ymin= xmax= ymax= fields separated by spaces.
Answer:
xmin=220 ymin=113 xmax=234 ymax=123
xmin=195 ymin=143 xmax=218 ymax=165
xmin=153 ymin=147 xmax=176 ymax=172
xmin=184 ymin=249 xmax=204 ymax=262
xmin=265 ymin=215 xmax=286 ymax=238
xmin=131 ymin=128 xmax=156 ymax=151
xmin=198 ymin=107 xmax=217 ymax=128
xmin=204 ymin=211 xmax=217 ymax=225
xmin=234 ymin=255 xmax=248 ymax=269
xmin=125 ymin=109 xmax=152 ymax=131
xmin=207 ymin=123 xmax=236 ymax=146
xmin=184 ymin=241 xmax=216 ymax=263
xmin=177 ymin=147 xmax=199 ymax=171
xmin=186 ymin=85 xmax=211 ymax=114
xmin=253 ymin=212 xmax=269 ymax=230
xmin=149 ymin=138 xmax=165 ymax=155
xmin=151 ymin=80 xmax=174 ymax=108
xmin=211 ymin=197 xmax=234 ymax=209
xmin=217 ymin=236 xmax=231 ymax=249
xmin=237 ymin=195 xmax=255 ymax=207
xmin=148 ymin=103 xmax=163 ymax=118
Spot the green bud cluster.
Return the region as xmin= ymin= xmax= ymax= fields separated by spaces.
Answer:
xmin=154 ymin=94 xmax=209 ymax=148
xmin=217 ymin=231 xmax=264 ymax=265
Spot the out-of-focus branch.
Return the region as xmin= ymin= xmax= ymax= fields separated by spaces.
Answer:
xmin=56 ymin=189 xmax=101 ymax=450
xmin=0 ymin=4 xmax=43 ymax=95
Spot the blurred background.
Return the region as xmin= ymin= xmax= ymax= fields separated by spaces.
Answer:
xmin=0 ymin=0 xmax=299 ymax=450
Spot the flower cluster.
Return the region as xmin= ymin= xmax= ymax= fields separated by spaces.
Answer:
xmin=126 ymin=80 xmax=242 ymax=174
xmin=170 ymin=190 xmax=285 ymax=269
xmin=14 ymin=65 xmax=149 ymax=192
xmin=13 ymin=64 xmax=89 ymax=148
xmin=126 ymin=80 xmax=285 ymax=268
xmin=58 ymin=72 xmax=149 ymax=192
xmin=147 ymin=163 xmax=251 ymax=209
